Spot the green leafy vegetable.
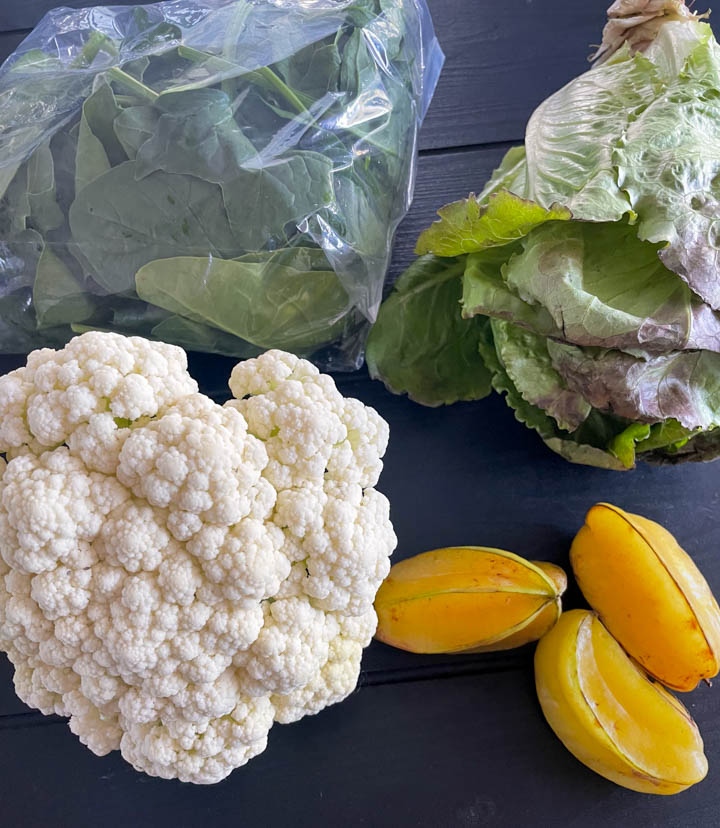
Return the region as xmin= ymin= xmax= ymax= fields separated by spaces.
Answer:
xmin=0 ymin=0 xmax=439 ymax=363
xmin=113 ymin=106 xmax=159 ymax=159
xmin=69 ymin=161 xmax=241 ymax=292
xmin=33 ymin=245 xmax=96 ymax=328
xmin=546 ymin=341 xmax=720 ymax=431
xmin=478 ymin=320 xmax=629 ymax=471
xmin=465 ymin=220 xmax=720 ymax=354
xmin=134 ymin=89 xmax=255 ymax=181
xmin=415 ymin=190 xmax=571 ymax=257
xmin=366 ymin=256 xmax=492 ymax=406
xmin=221 ymin=152 xmax=334 ymax=249
xmin=491 ymin=321 xmax=591 ymax=432
xmin=369 ymin=1 xmax=720 ymax=469
xmin=136 ymin=253 xmax=349 ymax=350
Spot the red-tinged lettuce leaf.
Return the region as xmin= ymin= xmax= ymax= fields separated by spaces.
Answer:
xmin=547 ymin=339 xmax=720 ymax=430
xmin=365 ymin=256 xmax=492 ymax=406
xmin=618 ymin=35 xmax=720 ymax=311
xmin=465 ymin=219 xmax=720 ymax=354
xmin=479 ymin=321 xmax=631 ymax=470
xmin=415 ymin=189 xmax=571 ymax=257
xmin=491 ymin=319 xmax=591 ymax=432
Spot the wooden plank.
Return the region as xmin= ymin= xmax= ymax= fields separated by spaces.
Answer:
xmin=0 ymin=0 xmax=111 ymax=31
xmin=0 ymin=0 xmax=630 ymax=150
xmin=0 ymin=30 xmax=27 ymax=60
xmin=1 ymin=668 xmax=719 ymax=827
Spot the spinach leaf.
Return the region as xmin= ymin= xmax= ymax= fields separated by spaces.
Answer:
xmin=221 ymin=151 xmax=334 ymax=249
xmin=151 ymin=315 xmax=263 ymax=358
xmin=0 ymin=164 xmax=30 ymax=237
xmin=69 ymin=160 xmax=241 ymax=293
xmin=273 ymin=39 xmax=341 ymax=103
xmin=50 ymin=125 xmax=79 ymax=215
xmin=82 ymin=82 xmax=127 ymax=167
xmin=26 ymin=140 xmax=64 ymax=234
xmin=134 ymin=88 xmax=256 ymax=181
xmin=75 ymin=105 xmax=111 ymax=195
xmin=136 ymin=254 xmax=349 ymax=350
xmin=0 ymin=228 xmax=44 ymax=293
xmin=33 ymin=244 xmax=96 ymax=329
xmin=113 ymin=106 xmax=159 ymax=159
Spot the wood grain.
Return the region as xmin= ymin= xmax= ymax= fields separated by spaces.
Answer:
xmin=1 ymin=668 xmax=718 ymax=827
xmin=0 ymin=0 xmax=615 ymax=150
xmin=389 ymin=144 xmax=512 ymax=279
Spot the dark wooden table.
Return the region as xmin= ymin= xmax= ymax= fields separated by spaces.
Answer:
xmin=1 ymin=2 xmax=720 ymax=825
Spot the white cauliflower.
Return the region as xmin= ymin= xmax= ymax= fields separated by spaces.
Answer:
xmin=0 ymin=333 xmax=396 ymax=784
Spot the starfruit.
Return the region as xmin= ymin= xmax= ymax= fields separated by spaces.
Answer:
xmin=374 ymin=546 xmax=566 ymax=654
xmin=535 ymin=609 xmax=707 ymax=795
xmin=570 ymin=503 xmax=720 ymax=691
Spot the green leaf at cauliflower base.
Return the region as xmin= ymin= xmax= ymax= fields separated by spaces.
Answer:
xmin=365 ymin=256 xmax=492 ymax=406
xmin=136 ymin=254 xmax=350 ymax=352
xmin=547 ymin=339 xmax=720 ymax=431
xmin=415 ymin=189 xmax=571 ymax=257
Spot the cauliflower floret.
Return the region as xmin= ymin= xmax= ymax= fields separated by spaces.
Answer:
xmin=9 ymin=333 xmax=197 ymax=450
xmin=94 ymin=501 xmax=174 ymax=573
xmin=117 ymin=395 xmax=268 ymax=540
xmin=0 ymin=335 xmax=396 ymax=785
xmin=187 ymin=520 xmax=289 ymax=602
xmin=0 ymin=449 xmax=128 ymax=574
xmin=273 ymin=609 xmax=377 ymax=723
xmin=0 ymin=368 xmax=38 ymax=453
xmin=120 ymin=695 xmax=274 ymax=784
xmin=237 ymin=597 xmax=339 ymax=696
xmin=302 ymin=486 xmax=396 ymax=614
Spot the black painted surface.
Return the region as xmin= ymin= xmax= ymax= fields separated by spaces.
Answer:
xmin=2 ymin=0 xmax=720 ymax=826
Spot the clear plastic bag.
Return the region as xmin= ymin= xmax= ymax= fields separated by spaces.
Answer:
xmin=0 ymin=0 xmax=443 ymax=369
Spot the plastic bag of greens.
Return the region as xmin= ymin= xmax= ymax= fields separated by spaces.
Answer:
xmin=0 ymin=0 xmax=443 ymax=369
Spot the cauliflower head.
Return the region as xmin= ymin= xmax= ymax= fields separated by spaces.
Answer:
xmin=0 ymin=333 xmax=396 ymax=784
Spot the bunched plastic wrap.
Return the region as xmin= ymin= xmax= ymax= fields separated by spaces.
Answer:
xmin=0 ymin=0 xmax=443 ymax=369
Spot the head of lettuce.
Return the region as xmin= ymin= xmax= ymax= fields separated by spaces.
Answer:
xmin=367 ymin=0 xmax=720 ymax=470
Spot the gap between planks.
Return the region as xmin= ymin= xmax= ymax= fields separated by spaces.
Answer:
xmin=0 ymin=655 xmax=530 ymax=729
